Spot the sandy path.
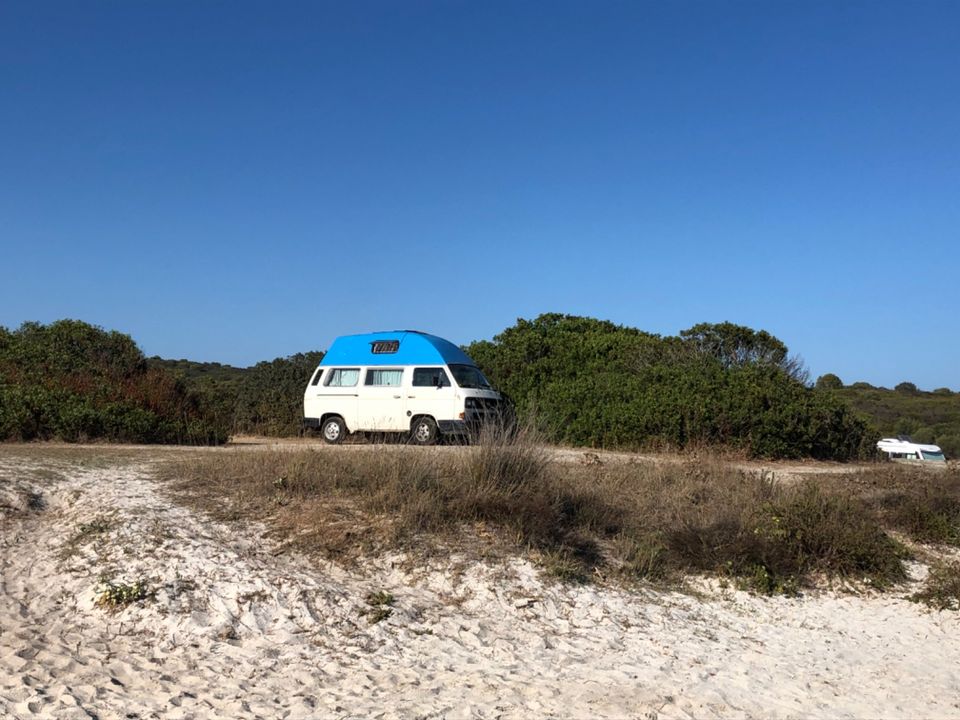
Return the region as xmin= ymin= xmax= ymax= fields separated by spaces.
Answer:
xmin=1 ymin=451 xmax=959 ymax=719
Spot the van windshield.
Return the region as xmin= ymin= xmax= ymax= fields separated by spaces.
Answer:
xmin=449 ymin=364 xmax=492 ymax=389
xmin=921 ymin=451 xmax=946 ymax=462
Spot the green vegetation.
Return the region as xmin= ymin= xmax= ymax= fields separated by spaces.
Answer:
xmin=148 ymin=351 xmax=327 ymax=437
xmin=4 ymin=315 xmax=952 ymax=459
xmin=0 ymin=320 xmax=227 ymax=444
xmin=814 ymin=377 xmax=960 ymax=458
xmin=363 ymin=590 xmax=396 ymax=624
xmin=0 ymin=320 xmax=327 ymax=443
xmin=232 ymin=352 xmax=325 ymax=436
xmin=147 ymin=357 xmax=246 ymax=388
xmin=95 ymin=577 xmax=155 ymax=610
xmin=467 ymin=315 xmax=870 ymax=459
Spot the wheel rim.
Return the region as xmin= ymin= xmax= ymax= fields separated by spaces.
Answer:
xmin=324 ymin=423 xmax=340 ymax=441
xmin=415 ymin=422 xmax=431 ymax=442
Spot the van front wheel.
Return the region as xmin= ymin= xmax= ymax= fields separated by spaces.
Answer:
xmin=321 ymin=416 xmax=346 ymax=445
xmin=410 ymin=417 xmax=438 ymax=446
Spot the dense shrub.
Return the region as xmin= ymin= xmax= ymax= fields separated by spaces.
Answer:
xmin=467 ymin=314 xmax=871 ymax=459
xmin=232 ymin=352 xmax=325 ymax=436
xmin=0 ymin=320 xmax=227 ymax=444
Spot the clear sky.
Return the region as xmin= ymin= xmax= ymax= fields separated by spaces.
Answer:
xmin=1 ymin=1 xmax=957 ymax=389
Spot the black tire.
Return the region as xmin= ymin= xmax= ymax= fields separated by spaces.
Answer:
xmin=410 ymin=416 xmax=439 ymax=446
xmin=321 ymin=416 xmax=346 ymax=445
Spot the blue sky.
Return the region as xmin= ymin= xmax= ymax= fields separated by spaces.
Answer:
xmin=1 ymin=1 xmax=957 ymax=389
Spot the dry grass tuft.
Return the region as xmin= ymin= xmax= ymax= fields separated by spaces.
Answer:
xmin=911 ymin=562 xmax=960 ymax=611
xmin=158 ymin=437 xmax=960 ymax=593
xmin=822 ymin=465 xmax=960 ymax=547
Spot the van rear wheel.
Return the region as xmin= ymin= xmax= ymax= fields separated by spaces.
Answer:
xmin=410 ymin=416 xmax=438 ymax=446
xmin=321 ymin=416 xmax=346 ymax=445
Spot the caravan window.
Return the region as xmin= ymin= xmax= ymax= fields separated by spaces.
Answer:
xmin=324 ymin=368 xmax=360 ymax=387
xmin=413 ymin=368 xmax=450 ymax=387
xmin=365 ymin=369 xmax=403 ymax=386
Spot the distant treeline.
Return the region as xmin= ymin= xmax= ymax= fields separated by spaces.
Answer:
xmin=814 ymin=373 xmax=960 ymax=458
xmin=1 ymin=317 xmax=956 ymax=458
xmin=148 ymin=352 xmax=324 ymax=437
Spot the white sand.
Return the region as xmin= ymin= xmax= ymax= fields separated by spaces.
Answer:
xmin=1 ymin=451 xmax=959 ymax=719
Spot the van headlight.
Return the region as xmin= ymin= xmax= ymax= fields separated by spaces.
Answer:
xmin=465 ymin=397 xmax=480 ymax=409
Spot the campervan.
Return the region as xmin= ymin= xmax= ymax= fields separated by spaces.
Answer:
xmin=303 ymin=331 xmax=503 ymax=445
xmin=876 ymin=436 xmax=946 ymax=463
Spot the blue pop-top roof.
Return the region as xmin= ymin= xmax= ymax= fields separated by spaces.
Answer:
xmin=319 ymin=331 xmax=476 ymax=367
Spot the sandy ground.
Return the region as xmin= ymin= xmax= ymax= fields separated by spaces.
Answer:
xmin=1 ymin=447 xmax=959 ymax=719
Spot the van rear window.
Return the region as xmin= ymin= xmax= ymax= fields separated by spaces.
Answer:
xmin=324 ymin=368 xmax=360 ymax=387
xmin=365 ymin=369 xmax=403 ymax=386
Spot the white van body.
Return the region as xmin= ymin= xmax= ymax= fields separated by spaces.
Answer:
xmin=876 ymin=437 xmax=946 ymax=463
xmin=303 ymin=331 xmax=503 ymax=444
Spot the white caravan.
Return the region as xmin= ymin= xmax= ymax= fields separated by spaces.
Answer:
xmin=303 ymin=331 xmax=503 ymax=445
xmin=876 ymin=436 xmax=946 ymax=463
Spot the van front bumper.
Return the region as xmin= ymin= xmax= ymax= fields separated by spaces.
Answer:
xmin=438 ymin=419 xmax=469 ymax=434
xmin=440 ymin=411 xmax=502 ymax=435
xmin=303 ymin=417 xmax=320 ymax=429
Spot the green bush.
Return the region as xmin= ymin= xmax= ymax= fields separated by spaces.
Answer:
xmin=815 ymin=373 xmax=844 ymax=390
xmin=232 ymin=352 xmax=325 ymax=436
xmin=0 ymin=320 xmax=227 ymax=444
xmin=466 ymin=315 xmax=870 ymax=459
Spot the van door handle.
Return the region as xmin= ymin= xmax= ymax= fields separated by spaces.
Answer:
xmin=393 ymin=395 xmax=401 ymax=399
xmin=407 ymin=395 xmax=415 ymax=398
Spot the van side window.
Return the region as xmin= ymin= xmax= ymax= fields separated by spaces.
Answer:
xmin=365 ymin=369 xmax=403 ymax=386
xmin=413 ymin=368 xmax=450 ymax=387
xmin=310 ymin=368 xmax=324 ymax=386
xmin=324 ymin=368 xmax=360 ymax=387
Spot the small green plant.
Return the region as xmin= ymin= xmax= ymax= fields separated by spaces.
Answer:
xmin=740 ymin=564 xmax=800 ymax=596
xmin=367 ymin=606 xmax=393 ymax=624
xmin=365 ymin=590 xmax=395 ymax=606
xmin=95 ymin=578 xmax=154 ymax=610
xmin=363 ymin=589 xmax=395 ymax=624
xmin=78 ymin=518 xmax=112 ymax=536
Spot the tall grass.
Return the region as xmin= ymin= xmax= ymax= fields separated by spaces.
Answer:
xmin=161 ymin=437 xmax=960 ymax=592
xmin=824 ymin=464 xmax=960 ymax=547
